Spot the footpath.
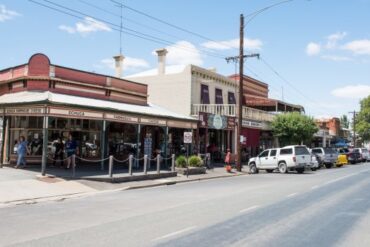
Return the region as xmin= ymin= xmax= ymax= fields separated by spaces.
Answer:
xmin=0 ymin=166 xmax=249 ymax=208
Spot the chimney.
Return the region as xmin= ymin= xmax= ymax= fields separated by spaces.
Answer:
xmin=113 ymin=54 xmax=125 ymax=78
xmin=155 ymin=48 xmax=168 ymax=75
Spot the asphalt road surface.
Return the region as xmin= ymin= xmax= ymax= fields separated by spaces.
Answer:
xmin=1 ymin=163 xmax=370 ymax=247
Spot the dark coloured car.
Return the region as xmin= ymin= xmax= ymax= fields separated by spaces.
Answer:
xmin=338 ymin=148 xmax=361 ymax=164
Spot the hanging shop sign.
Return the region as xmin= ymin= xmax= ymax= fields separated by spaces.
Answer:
xmin=199 ymin=112 xmax=235 ymax=130
xmin=49 ymin=107 xmax=103 ymax=119
xmin=104 ymin=113 xmax=139 ymax=123
xmin=5 ymin=107 xmax=45 ymax=115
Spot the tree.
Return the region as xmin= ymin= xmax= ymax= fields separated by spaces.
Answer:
xmin=340 ymin=114 xmax=349 ymax=129
xmin=271 ymin=112 xmax=318 ymax=147
xmin=356 ymin=95 xmax=370 ymax=142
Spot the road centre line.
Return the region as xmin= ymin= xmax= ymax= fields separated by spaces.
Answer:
xmin=152 ymin=226 xmax=197 ymax=241
xmin=239 ymin=205 xmax=260 ymax=213
xmin=311 ymin=185 xmax=320 ymax=190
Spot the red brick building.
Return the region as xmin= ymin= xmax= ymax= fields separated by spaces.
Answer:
xmin=0 ymin=54 xmax=196 ymax=174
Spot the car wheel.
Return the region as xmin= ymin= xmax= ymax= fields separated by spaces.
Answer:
xmin=311 ymin=168 xmax=317 ymax=171
xmin=297 ymin=168 xmax=304 ymax=174
xmin=266 ymin=169 xmax=273 ymax=173
xmin=325 ymin=163 xmax=333 ymax=169
xmin=249 ymin=163 xmax=258 ymax=174
xmin=278 ymin=162 xmax=287 ymax=174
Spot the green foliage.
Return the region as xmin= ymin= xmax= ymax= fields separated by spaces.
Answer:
xmin=340 ymin=114 xmax=349 ymax=129
xmin=188 ymin=155 xmax=203 ymax=167
xmin=175 ymin=155 xmax=187 ymax=168
xmin=356 ymin=95 xmax=370 ymax=142
xmin=271 ymin=112 xmax=318 ymax=146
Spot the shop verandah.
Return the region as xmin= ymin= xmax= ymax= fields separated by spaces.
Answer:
xmin=0 ymin=91 xmax=197 ymax=178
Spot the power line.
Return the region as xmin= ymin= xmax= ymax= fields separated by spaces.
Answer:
xmin=110 ymin=0 xmax=217 ymax=43
xmin=78 ymin=0 xmax=188 ymax=42
xmin=30 ymin=0 xmax=229 ymax=59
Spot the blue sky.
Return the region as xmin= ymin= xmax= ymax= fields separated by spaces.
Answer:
xmin=1 ymin=0 xmax=370 ymax=118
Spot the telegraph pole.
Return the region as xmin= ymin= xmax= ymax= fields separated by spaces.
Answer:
xmin=349 ymin=111 xmax=357 ymax=148
xmin=225 ymin=14 xmax=259 ymax=172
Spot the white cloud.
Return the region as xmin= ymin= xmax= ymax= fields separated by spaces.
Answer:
xmin=306 ymin=42 xmax=321 ymax=56
xmin=201 ymin=38 xmax=263 ymax=51
xmin=0 ymin=5 xmax=20 ymax=22
xmin=331 ymin=85 xmax=370 ymax=99
xmin=321 ymin=55 xmax=352 ymax=62
xmin=326 ymin=32 xmax=347 ymax=49
xmin=156 ymin=41 xmax=203 ymax=66
xmin=59 ymin=17 xmax=111 ymax=35
xmin=342 ymin=39 xmax=370 ymax=55
xmin=100 ymin=57 xmax=150 ymax=71
xmin=58 ymin=25 xmax=76 ymax=34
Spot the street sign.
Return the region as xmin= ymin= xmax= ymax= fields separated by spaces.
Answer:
xmin=184 ymin=132 xmax=193 ymax=144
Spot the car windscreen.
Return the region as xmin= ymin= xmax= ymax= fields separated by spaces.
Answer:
xmin=295 ymin=146 xmax=310 ymax=155
xmin=312 ymin=149 xmax=322 ymax=154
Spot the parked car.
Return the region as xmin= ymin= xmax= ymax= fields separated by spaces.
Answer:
xmin=352 ymin=148 xmax=370 ymax=162
xmin=338 ymin=148 xmax=361 ymax=164
xmin=248 ymin=148 xmax=280 ymax=174
xmin=311 ymin=147 xmax=338 ymax=169
xmin=310 ymin=153 xmax=320 ymax=171
xmin=248 ymin=145 xmax=312 ymax=174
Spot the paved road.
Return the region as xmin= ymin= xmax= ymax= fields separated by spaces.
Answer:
xmin=1 ymin=163 xmax=370 ymax=247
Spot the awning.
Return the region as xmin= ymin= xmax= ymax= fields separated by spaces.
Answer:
xmin=0 ymin=91 xmax=196 ymax=122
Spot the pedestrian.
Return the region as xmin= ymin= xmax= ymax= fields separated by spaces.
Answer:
xmin=225 ymin=148 xmax=232 ymax=172
xmin=65 ymin=134 xmax=77 ymax=169
xmin=15 ymin=136 xmax=29 ymax=169
xmin=53 ymin=137 xmax=64 ymax=168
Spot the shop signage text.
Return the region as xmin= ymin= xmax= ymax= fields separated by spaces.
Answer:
xmin=5 ymin=108 xmax=44 ymax=115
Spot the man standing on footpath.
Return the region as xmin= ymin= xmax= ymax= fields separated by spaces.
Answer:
xmin=65 ymin=134 xmax=77 ymax=169
xmin=15 ymin=136 xmax=29 ymax=169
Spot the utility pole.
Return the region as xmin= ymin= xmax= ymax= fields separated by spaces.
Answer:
xmin=349 ymin=111 xmax=357 ymax=148
xmin=226 ymin=14 xmax=259 ymax=172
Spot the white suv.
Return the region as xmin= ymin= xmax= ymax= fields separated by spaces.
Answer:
xmin=248 ymin=145 xmax=312 ymax=174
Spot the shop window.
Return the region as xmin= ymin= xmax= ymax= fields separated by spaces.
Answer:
xmin=57 ymin=119 xmax=68 ymax=129
xmin=215 ymin=88 xmax=223 ymax=104
xmin=200 ymin=84 xmax=210 ymax=104
xmin=83 ymin=119 xmax=89 ymax=130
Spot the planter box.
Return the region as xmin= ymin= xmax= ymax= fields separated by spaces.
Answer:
xmin=176 ymin=167 xmax=206 ymax=175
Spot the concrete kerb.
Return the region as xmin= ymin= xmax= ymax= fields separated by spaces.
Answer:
xmin=1 ymin=170 xmax=250 ymax=208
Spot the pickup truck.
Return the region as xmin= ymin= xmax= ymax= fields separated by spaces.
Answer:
xmin=248 ymin=145 xmax=312 ymax=174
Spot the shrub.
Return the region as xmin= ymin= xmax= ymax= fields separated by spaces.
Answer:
xmin=175 ymin=155 xmax=187 ymax=168
xmin=188 ymin=155 xmax=203 ymax=167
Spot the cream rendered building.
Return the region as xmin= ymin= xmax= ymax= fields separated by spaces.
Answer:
xmin=127 ymin=49 xmax=274 ymax=160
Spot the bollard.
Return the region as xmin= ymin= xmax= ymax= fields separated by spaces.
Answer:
xmin=143 ymin=154 xmax=148 ymax=175
xmin=171 ymin=154 xmax=175 ymax=172
xmin=108 ymin=155 xmax=113 ymax=178
xmin=72 ymin=154 xmax=76 ymax=178
xmin=156 ymin=154 xmax=161 ymax=174
xmin=129 ymin=154 xmax=133 ymax=176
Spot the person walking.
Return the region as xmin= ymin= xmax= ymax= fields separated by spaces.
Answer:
xmin=65 ymin=134 xmax=77 ymax=169
xmin=15 ymin=136 xmax=29 ymax=169
xmin=52 ymin=137 xmax=64 ymax=168
xmin=225 ymin=148 xmax=232 ymax=172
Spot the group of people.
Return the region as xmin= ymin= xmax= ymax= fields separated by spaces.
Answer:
xmin=14 ymin=134 xmax=78 ymax=169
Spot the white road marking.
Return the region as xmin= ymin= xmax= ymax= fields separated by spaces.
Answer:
xmin=152 ymin=226 xmax=197 ymax=241
xmin=286 ymin=192 xmax=298 ymax=198
xmin=239 ymin=205 xmax=260 ymax=213
xmin=311 ymin=185 xmax=320 ymax=190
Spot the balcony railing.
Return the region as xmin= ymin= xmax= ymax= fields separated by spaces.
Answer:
xmin=191 ymin=104 xmax=275 ymax=122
